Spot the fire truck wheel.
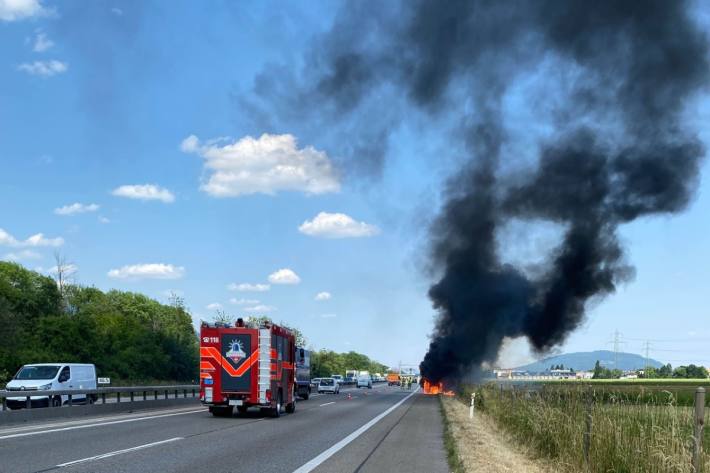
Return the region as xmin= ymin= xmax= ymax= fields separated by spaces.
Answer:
xmin=286 ymin=401 xmax=295 ymax=414
xmin=236 ymin=406 xmax=248 ymax=414
xmin=269 ymin=391 xmax=282 ymax=418
xmin=211 ymin=406 xmax=233 ymax=417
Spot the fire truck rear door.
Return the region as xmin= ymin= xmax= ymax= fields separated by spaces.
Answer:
xmin=220 ymin=332 xmax=253 ymax=392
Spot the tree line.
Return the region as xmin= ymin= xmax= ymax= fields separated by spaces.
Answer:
xmin=310 ymin=349 xmax=389 ymax=378
xmin=592 ymin=360 xmax=709 ymax=379
xmin=0 ymin=262 xmax=198 ymax=385
xmin=0 ymin=262 xmax=391 ymax=387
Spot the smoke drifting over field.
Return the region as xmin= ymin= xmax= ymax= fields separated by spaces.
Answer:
xmin=247 ymin=1 xmax=709 ymax=382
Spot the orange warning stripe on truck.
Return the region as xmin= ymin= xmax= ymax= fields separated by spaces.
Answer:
xmin=200 ymin=346 xmax=259 ymax=377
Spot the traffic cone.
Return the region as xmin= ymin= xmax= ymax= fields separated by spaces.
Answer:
xmin=347 ymin=393 xmax=352 ymax=400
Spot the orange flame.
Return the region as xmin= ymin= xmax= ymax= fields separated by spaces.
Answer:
xmin=422 ymin=378 xmax=456 ymax=396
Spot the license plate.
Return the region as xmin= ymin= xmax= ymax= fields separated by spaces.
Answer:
xmin=229 ymin=399 xmax=243 ymax=406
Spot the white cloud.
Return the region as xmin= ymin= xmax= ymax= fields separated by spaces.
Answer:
xmin=0 ymin=0 xmax=48 ymax=21
xmin=32 ymin=31 xmax=53 ymax=52
xmin=181 ymin=133 xmax=340 ymax=197
xmin=180 ymin=135 xmax=199 ymax=153
xmin=298 ymin=212 xmax=379 ymax=239
xmin=54 ymin=202 xmax=100 ymax=216
xmin=227 ymin=283 xmax=270 ymax=292
xmin=268 ymin=268 xmax=300 ymax=285
xmin=110 ymin=7 xmax=122 ymax=15
xmin=315 ymin=291 xmax=331 ymax=301
xmin=320 ymin=313 xmax=337 ymax=319
xmin=24 ymin=233 xmax=64 ymax=247
xmin=112 ymin=184 xmax=175 ymax=203
xmin=107 ymin=263 xmax=185 ymax=280
xmin=18 ymin=60 xmax=67 ymax=77
xmin=244 ymin=304 xmax=276 ymax=313
xmin=229 ymin=298 xmax=260 ymax=305
xmin=206 ymin=302 xmax=222 ymax=310
xmin=3 ymin=250 xmax=41 ymax=261
xmin=98 ymin=216 xmax=111 ymax=224
xmin=0 ymin=228 xmax=63 ymax=247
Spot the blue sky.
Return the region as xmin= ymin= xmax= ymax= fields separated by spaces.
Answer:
xmin=2 ymin=0 xmax=710 ymax=370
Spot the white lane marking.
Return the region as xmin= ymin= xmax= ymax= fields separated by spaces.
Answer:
xmin=0 ymin=409 xmax=203 ymax=441
xmin=0 ymin=406 xmax=200 ymax=435
xmin=56 ymin=437 xmax=183 ymax=467
xmin=319 ymin=402 xmax=335 ymax=407
xmin=292 ymin=388 xmax=419 ymax=473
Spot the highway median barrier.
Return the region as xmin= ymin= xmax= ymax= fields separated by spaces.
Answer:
xmin=0 ymin=385 xmax=199 ymax=425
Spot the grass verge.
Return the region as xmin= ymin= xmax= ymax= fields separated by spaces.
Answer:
xmin=439 ymin=395 xmax=466 ymax=473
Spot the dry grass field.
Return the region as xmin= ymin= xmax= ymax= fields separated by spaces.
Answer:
xmin=457 ymin=383 xmax=710 ymax=473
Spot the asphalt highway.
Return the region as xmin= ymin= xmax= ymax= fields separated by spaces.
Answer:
xmin=0 ymin=385 xmax=448 ymax=473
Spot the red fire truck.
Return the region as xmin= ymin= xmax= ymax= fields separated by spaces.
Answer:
xmin=199 ymin=318 xmax=297 ymax=417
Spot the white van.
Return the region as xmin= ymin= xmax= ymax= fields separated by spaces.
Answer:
xmin=357 ymin=374 xmax=372 ymax=389
xmin=5 ymin=363 xmax=97 ymax=409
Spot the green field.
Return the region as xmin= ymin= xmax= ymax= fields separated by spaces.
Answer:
xmin=501 ymin=378 xmax=710 ymax=406
xmin=465 ymin=381 xmax=710 ymax=472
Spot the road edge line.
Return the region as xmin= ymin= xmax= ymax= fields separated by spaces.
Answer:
xmin=292 ymin=388 xmax=419 ymax=473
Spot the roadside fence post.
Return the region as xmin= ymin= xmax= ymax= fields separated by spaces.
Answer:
xmin=26 ymin=396 xmax=31 ymax=409
xmin=692 ymin=387 xmax=706 ymax=473
xmin=470 ymin=392 xmax=476 ymax=420
xmin=2 ymin=396 xmax=6 ymax=411
xmin=143 ymin=391 xmax=147 ymax=401
xmin=583 ymin=390 xmax=593 ymax=471
xmin=101 ymin=392 xmax=106 ymax=404
xmin=130 ymin=391 xmax=134 ymax=403
xmin=68 ymin=394 xmax=73 ymax=407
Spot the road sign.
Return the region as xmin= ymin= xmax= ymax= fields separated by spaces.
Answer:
xmin=98 ymin=377 xmax=111 ymax=384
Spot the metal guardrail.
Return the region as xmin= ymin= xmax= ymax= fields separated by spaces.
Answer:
xmin=0 ymin=385 xmax=199 ymax=411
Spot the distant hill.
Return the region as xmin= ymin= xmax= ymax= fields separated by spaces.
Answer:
xmin=515 ymin=350 xmax=664 ymax=372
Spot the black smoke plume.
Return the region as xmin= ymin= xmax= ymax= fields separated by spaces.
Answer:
xmin=244 ymin=0 xmax=709 ymax=382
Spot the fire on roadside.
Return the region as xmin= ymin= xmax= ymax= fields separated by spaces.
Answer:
xmin=422 ymin=378 xmax=455 ymax=396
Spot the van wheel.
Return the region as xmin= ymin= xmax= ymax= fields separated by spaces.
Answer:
xmin=51 ymin=396 xmax=62 ymax=407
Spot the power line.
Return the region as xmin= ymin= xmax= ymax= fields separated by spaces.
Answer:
xmin=607 ymin=330 xmax=625 ymax=369
xmin=643 ymin=340 xmax=652 ymax=370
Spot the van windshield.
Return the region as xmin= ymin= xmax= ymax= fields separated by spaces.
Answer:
xmin=15 ymin=365 xmax=60 ymax=380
